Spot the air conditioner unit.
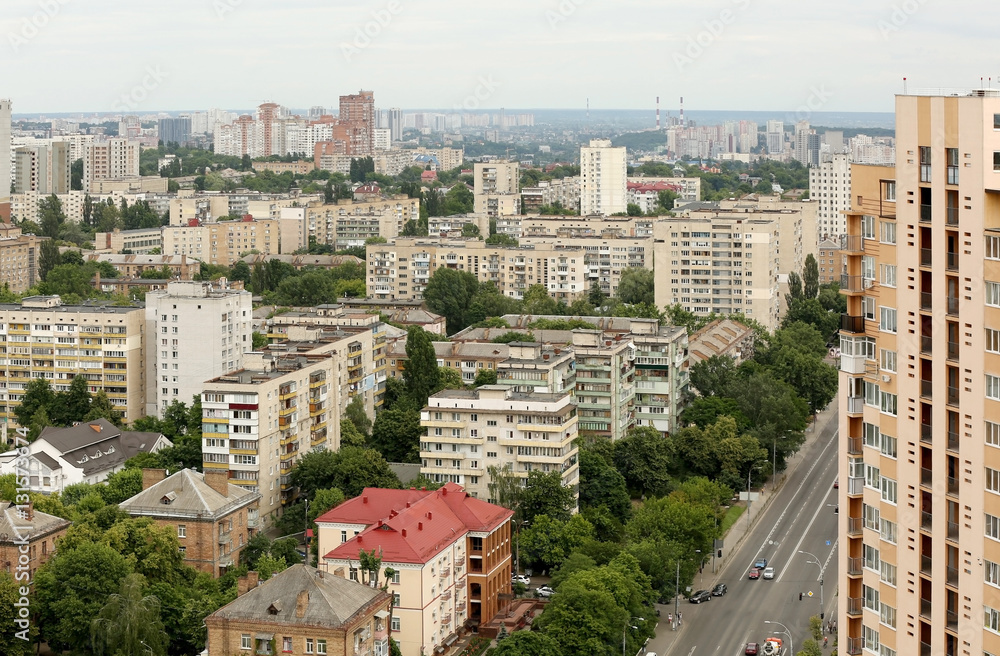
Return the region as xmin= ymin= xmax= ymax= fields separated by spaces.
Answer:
xmin=881 ymin=375 xmax=891 ymax=383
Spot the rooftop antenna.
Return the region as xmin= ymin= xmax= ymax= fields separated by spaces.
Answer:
xmin=903 ymin=77 xmax=907 ymax=94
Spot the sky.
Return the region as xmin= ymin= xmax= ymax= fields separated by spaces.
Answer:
xmin=1 ymin=0 xmax=996 ymax=115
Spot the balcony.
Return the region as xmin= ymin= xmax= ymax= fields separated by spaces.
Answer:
xmin=847 ymin=437 xmax=863 ymax=455
xmin=947 ymin=296 xmax=959 ymax=315
xmin=947 ymin=476 xmax=959 ymax=496
xmin=841 ymin=235 xmax=865 ymax=252
xmin=847 ymin=556 xmax=863 ymax=576
xmin=947 ymin=386 xmax=959 ymax=405
xmin=920 ymin=337 xmax=933 ymax=355
xmin=847 ymin=516 xmax=863 ymax=536
xmin=846 ymin=597 xmax=863 ymax=617
xmin=946 ymin=207 xmax=958 ymax=225
xmin=847 ymin=396 xmax=864 ymax=415
xmin=439 ymin=567 xmax=450 ymax=578
xmin=947 ymin=521 xmax=959 ymax=541
xmin=921 ymin=423 xmax=932 ymax=444
xmin=947 ymin=340 xmax=959 ymax=360
xmin=921 ymin=598 xmax=932 ymax=619
xmin=947 ymin=609 xmax=958 ymax=632
xmin=921 ymin=511 xmax=932 ymax=531
xmin=920 ymin=204 xmax=932 ymax=222
xmin=946 ymin=565 xmax=958 ymax=587
xmin=946 ymin=251 xmax=959 ymax=271
xmin=920 ymin=292 xmax=932 ymax=311
xmin=840 ymin=274 xmax=872 ymax=293
xmin=921 ymin=554 xmax=932 ymax=575
xmin=920 ymin=379 xmax=933 ymax=398
xmin=840 ymin=314 xmax=866 ymax=333
xmin=920 ymin=467 xmax=932 ymax=487
xmin=920 ymin=248 xmax=932 ymax=267
xmin=947 ymin=430 xmax=959 ymax=452
xmin=845 ymin=638 xmax=863 ymax=656
xmin=847 ymin=477 xmax=864 ymax=496
xmin=440 ymin=589 xmax=452 ymax=601
xmin=840 ymin=353 xmax=867 ymax=375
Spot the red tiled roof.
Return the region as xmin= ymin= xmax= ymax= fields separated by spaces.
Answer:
xmin=320 ymin=483 xmax=512 ymax=565
xmin=627 ymin=181 xmax=681 ymax=193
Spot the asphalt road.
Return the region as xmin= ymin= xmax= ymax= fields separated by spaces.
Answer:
xmin=652 ymin=411 xmax=840 ymax=656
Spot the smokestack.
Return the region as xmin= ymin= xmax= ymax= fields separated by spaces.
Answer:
xmin=656 ymin=96 xmax=660 ymax=130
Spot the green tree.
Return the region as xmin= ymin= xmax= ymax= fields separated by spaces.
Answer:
xmin=14 ymin=376 xmax=55 ymax=429
xmin=679 ymin=396 xmax=749 ymax=430
xmin=61 ymin=249 xmax=84 ymax=266
xmin=782 ymin=298 xmax=839 ymax=337
xmin=657 ymin=189 xmax=678 ymax=212
xmin=492 ymin=331 xmax=533 ymax=344
xmin=613 ymin=426 xmax=672 ymax=497
xmin=817 ymin=282 xmax=846 ymax=313
xmin=38 ymin=194 xmax=66 ymax=239
xmin=578 ymin=448 xmax=631 ymax=518
xmin=290 ymin=447 xmax=400 ymax=499
xmin=0 ymin=571 xmax=36 ymax=655
xmin=36 ymin=542 xmax=134 ymax=651
xmin=251 ymin=332 xmax=268 ymax=350
xmin=86 ymin=390 xmax=123 ymax=426
xmin=688 ymin=354 xmax=738 ymax=397
xmin=402 ymin=326 xmax=440 ymax=408
xmin=535 ymin=576 xmax=628 ymax=655
xmin=370 ymin=407 xmax=422 ymax=463
xmin=520 ymin=470 xmax=576 ymax=523
xmin=803 ymin=253 xmax=820 ymax=299
xmin=241 ymin=534 xmax=272 ymax=570
xmin=423 ymin=268 xmax=480 ymax=334
xmin=345 ymin=396 xmax=372 ymax=439
xmin=522 ymin=284 xmax=560 ymax=315
xmin=340 ymin=419 xmax=367 ymax=448
xmin=255 ymin=554 xmax=288 ymax=581
xmin=626 ymin=203 xmax=643 ymax=216
xmin=100 ymin=468 xmax=144 ymax=505
xmin=786 ymin=271 xmax=803 ymax=301
xmin=71 ymin=158 xmax=83 ymax=190
xmin=38 ymin=239 xmax=62 ymax=281
xmin=491 ymin=631 xmax=561 ymax=656
xmin=485 ymin=233 xmax=518 ymax=247
xmin=467 ymin=281 xmax=521 ymax=325
xmin=588 ymin=281 xmax=607 ymax=308
xmin=461 ymin=222 xmax=481 ymax=237
xmin=472 ymin=368 xmax=498 ymax=387
xmin=52 ymin=374 xmax=93 ymax=425
xmin=91 ymin=573 xmax=167 ymax=656
xmin=487 ymin=463 xmax=522 ymax=517
xmin=39 ymin=262 xmax=97 ymax=299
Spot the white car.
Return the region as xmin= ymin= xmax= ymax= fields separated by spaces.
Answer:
xmin=763 ymin=566 xmax=775 ymax=580
xmin=512 ymin=574 xmax=531 ymax=586
xmin=536 ymin=585 xmax=556 ymax=598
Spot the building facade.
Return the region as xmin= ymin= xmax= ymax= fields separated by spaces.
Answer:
xmin=0 ymin=100 xmax=11 ymax=202
xmin=0 ymin=502 xmax=70 ymax=581
xmin=810 ymin=153 xmax=852 ymax=239
xmin=0 ymin=224 xmax=42 ymax=293
xmin=82 ymin=139 xmax=141 ymax=190
xmin=580 ymin=139 xmax=627 ymax=216
xmin=161 ymin=219 xmax=279 ymax=266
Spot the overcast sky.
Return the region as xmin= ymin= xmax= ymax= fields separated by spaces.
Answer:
xmin=1 ymin=0 xmax=995 ymax=115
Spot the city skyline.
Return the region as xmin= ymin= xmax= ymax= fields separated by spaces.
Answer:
xmin=2 ymin=0 xmax=996 ymax=114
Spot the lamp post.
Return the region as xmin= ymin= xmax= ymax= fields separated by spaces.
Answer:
xmin=764 ymin=620 xmax=792 ymax=656
xmin=623 ymin=616 xmax=644 ymax=656
xmin=799 ymin=550 xmax=825 ymax=619
xmin=673 ymin=560 xmax=680 ymax=630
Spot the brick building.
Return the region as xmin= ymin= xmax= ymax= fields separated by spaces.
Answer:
xmin=205 ymin=564 xmax=392 ymax=656
xmin=119 ymin=468 xmax=260 ymax=577
xmin=0 ymin=501 xmax=71 ymax=581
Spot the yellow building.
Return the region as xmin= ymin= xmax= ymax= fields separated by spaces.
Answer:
xmin=162 ymin=219 xmax=278 ymax=266
xmin=0 ymin=224 xmax=43 ymax=293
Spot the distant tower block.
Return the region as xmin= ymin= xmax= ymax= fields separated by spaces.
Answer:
xmin=656 ymin=96 xmax=660 ymax=130
xmin=679 ymin=96 xmax=685 ymax=127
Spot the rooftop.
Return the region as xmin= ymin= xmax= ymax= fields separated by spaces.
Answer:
xmin=0 ymin=502 xmax=71 ymax=543
xmin=119 ymin=468 xmax=259 ymax=519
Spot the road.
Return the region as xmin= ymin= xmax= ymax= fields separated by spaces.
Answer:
xmin=650 ymin=409 xmax=840 ymax=656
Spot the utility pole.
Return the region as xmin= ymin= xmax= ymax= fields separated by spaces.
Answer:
xmin=673 ymin=560 xmax=680 ymax=631
xmin=303 ymin=496 xmax=309 ymax=563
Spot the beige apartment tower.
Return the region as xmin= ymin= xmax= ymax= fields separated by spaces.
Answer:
xmin=0 ymin=100 xmax=10 ymax=202
xmin=838 ymin=90 xmax=1000 ymax=656
xmin=580 ymin=139 xmax=627 ymax=216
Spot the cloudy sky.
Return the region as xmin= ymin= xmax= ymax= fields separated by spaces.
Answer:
xmin=1 ymin=0 xmax=995 ymax=115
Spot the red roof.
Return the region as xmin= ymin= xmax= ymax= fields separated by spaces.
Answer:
xmin=421 ymin=171 xmax=438 ymax=181
xmin=319 ymin=483 xmax=512 ymax=565
xmin=627 ymin=181 xmax=681 ymax=193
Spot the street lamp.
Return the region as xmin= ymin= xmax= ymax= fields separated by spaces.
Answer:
xmin=764 ymin=620 xmax=793 ymax=656
xmin=799 ymin=550 xmax=825 ymax=619
xmin=623 ymin=617 xmax=644 ymax=656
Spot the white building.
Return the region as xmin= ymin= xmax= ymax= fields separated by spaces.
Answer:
xmin=14 ymin=141 xmax=71 ymax=195
xmin=0 ymin=99 xmax=10 ymax=202
xmin=766 ymin=120 xmax=784 ymax=154
xmin=809 ymin=153 xmax=852 ymax=239
xmin=145 ymin=280 xmax=253 ymax=416
xmin=580 ymin=139 xmax=627 ymax=215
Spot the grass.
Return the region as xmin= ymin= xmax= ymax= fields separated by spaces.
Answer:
xmin=719 ymin=504 xmax=746 ymax=535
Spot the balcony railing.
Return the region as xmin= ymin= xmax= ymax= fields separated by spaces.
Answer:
xmin=920 ymin=337 xmax=933 ymax=355
xmin=846 ymin=597 xmax=863 ymax=616
xmin=841 ymin=235 xmax=865 ymax=252
xmin=920 ymin=379 xmax=933 ymax=398
xmin=947 ymin=386 xmax=959 ymax=405
xmin=920 ymin=292 xmax=932 ymax=310
xmin=840 ymin=314 xmax=866 ymax=333
xmin=947 ymin=341 xmax=959 ymax=360
xmin=920 ymin=598 xmax=932 ymax=619
xmin=947 ymin=296 xmax=959 ymax=315
xmin=847 ymin=516 xmax=863 ymax=536
xmin=921 ymin=554 xmax=932 ymax=575
xmin=947 ymin=431 xmax=959 ymax=452
xmin=847 ymin=556 xmax=863 ymax=576
xmin=947 ymin=476 xmax=959 ymax=496
xmin=847 ymin=437 xmax=863 ymax=454
xmin=920 ymin=204 xmax=932 ymax=222
xmin=946 ymin=251 xmax=959 ymax=271
xmin=946 ymin=207 xmax=958 ymax=225
xmin=920 ymin=642 xmax=931 ymax=656
xmin=847 ymin=396 xmax=864 ymax=414
xmin=841 ymin=274 xmax=873 ymax=293
xmin=947 ymin=521 xmax=959 ymax=541
xmin=920 ymin=467 xmax=933 ymax=487
xmin=920 ymin=248 xmax=932 ymax=266
xmin=946 ymin=566 xmax=958 ymax=587
xmin=848 ymin=477 xmax=864 ymax=496
xmin=922 ymin=511 xmax=933 ymax=531
xmin=846 ymin=637 xmax=863 ymax=655
xmin=921 ymin=422 xmax=932 ymax=444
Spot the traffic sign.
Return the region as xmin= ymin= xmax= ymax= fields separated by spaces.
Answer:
xmin=826 ymin=540 xmax=831 ymax=546
xmin=808 ymin=591 xmax=814 ymax=597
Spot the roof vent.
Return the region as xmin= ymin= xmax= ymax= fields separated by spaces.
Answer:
xmin=362 ymin=495 xmax=368 ymax=504
xmin=418 ymin=522 xmax=423 ymax=531
xmin=427 ymin=512 xmax=433 ymax=520
xmin=402 ymin=529 xmax=407 ymax=537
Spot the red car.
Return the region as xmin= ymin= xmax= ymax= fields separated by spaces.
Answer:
xmin=834 ymin=478 xmax=839 ymax=488
xmin=748 ymin=567 xmax=761 ymax=580
xmin=745 ymin=644 xmax=759 ymax=656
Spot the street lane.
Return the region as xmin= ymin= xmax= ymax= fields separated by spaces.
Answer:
xmin=653 ymin=409 xmax=840 ymax=656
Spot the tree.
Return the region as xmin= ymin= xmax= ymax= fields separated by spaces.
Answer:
xmin=340 ymin=419 xmax=367 ymax=448
xmin=472 ymin=368 xmax=497 ymax=387
xmin=803 ymin=253 xmax=820 ymax=299
xmin=52 ymin=374 xmax=93 ymax=425
xmin=520 ymin=470 xmax=576 ymax=523
xmin=467 ymin=281 xmax=520 ymax=325
xmin=370 ymin=407 xmax=422 ymax=463
xmin=423 ymin=268 xmax=480 ymax=334
xmin=535 ymin=576 xmax=628 ymax=655
xmin=38 ymin=194 xmax=66 ymax=239
xmin=36 ymin=541 xmax=134 ymax=651
xmin=71 ymin=158 xmax=83 ymax=191
xmin=485 ymin=233 xmax=518 ymax=247
xmin=255 ymin=554 xmax=288 ymax=581
xmin=519 ymin=514 xmax=594 ymax=573
xmin=492 ymin=331 xmax=533 ymax=344
xmin=0 ymin=572 xmax=35 ymax=655
xmin=241 ymin=534 xmax=272 ymax=570
xmin=679 ymin=396 xmax=749 ymax=430
xmin=786 ymin=271 xmax=803 ymax=302
xmin=289 ymin=447 xmax=400 ymax=499
xmin=61 ymin=249 xmax=84 ymax=266
xmin=578 ymin=449 xmax=631 ymax=518
xmin=487 ymin=464 xmax=522 ymax=517
xmin=613 ymin=426 xmax=672 ymax=497
xmin=86 ymin=390 xmax=123 ymax=426
xmin=344 ymin=396 xmax=372 ymax=439
xmin=461 ymin=222 xmax=481 ymax=237
xmin=657 ymin=189 xmax=678 ymax=212
xmin=491 ymin=631 xmax=561 ymax=656
xmin=38 ymin=239 xmax=61 ymax=281
xmin=91 ymin=573 xmax=167 ymax=656
xmin=101 ymin=468 xmax=144 ymax=505
xmin=402 ymin=326 xmax=440 ymax=408
xmin=782 ymin=298 xmax=839 ymax=337
xmin=588 ymin=281 xmax=607 ymax=308
xmin=14 ymin=376 xmax=55 ymax=428
xmin=626 ymin=203 xmax=643 ymax=216
xmin=817 ymin=282 xmax=846 ymax=313
xmin=688 ymin=354 xmax=738 ymax=397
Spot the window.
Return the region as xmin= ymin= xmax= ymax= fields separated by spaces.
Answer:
xmin=863 ymin=625 xmax=880 ymax=652
xmin=306 ymin=638 xmax=314 ymax=654
xmin=391 ymin=617 xmax=400 ymax=632
xmin=393 ymin=593 xmax=400 ymax=607
xmin=863 ymin=503 xmax=880 ymax=530
xmin=861 ymin=215 xmax=876 ymax=239
xmin=947 ymin=147 xmax=959 ymax=184
xmin=864 ymin=543 xmax=880 ymax=571
xmin=879 ymin=391 xmax=897 ymax=416
xmin=879 ymin=307 xmax=896 ymax=333
xmin=862 ymin=255 xmax=876 ymax=281
xmin=879 ymin=349 xmax=896 ymax=373
xmin=283 ymin=637 xmax=292 ymax=653
xmin=862 ymin=296 xmax=876 ymax=320
xmin=994 ymin=152 xmax=1000 ymax=172
xmin=880 ymin=476 xmax=897 ymax=504
xmin=989 ymin=374 xmax=1000 ymax=401
xmin=989 ymin=329 xmax=1000 ymax=354
xmin=989 ymin=421 xmax=1000 ymax=447
xmin=880 ymin=647 xmax=896 ymax=656
xmin=987 ymin=606 xmax=1000 ymax=634
xmin=866 ymin=465 xmax=881 ymax=490
xmin=880 ymin=433 xmax=897 ymax=458
xmin=989 ymin=467 xmax=1000 ymax=494
xmin=390 ymin=570 xmax=400 ymax=584
xmin=178 ymin=525 xmax=186 ymax=538
xmin=879 ymin=603 xmax=896 ymax=629
xmin=863 ymin=422 xmax=880 ymax=448
xmin=989 ymin=513 xmax=1000 ymax=541
xmin=316 ymin=639 xmax=327 ymax=655
xmin=879 ymin=264 xmax=896 ymax=288
xmin=988 ymin=235 xmax=1000 ymax=260
xmin=987 ymin=560 xmax=1000 ymax=587
xmin=879 ymin=221 xmax=896 ymax=244
xmin=880 ymin=518 xmax=897 ymax=544
xmin=864 ymin=380 xmax=880 ymax=407
xmin=879 ymin=560 xmax=896 ymax=586
xmin=863 ymin=584 xmax=879 ymax=611
xmin=341 ymin=530 xmax=347 ymax=543
xmin=242 ymin=634 xmax=252 ymax=650
xmin=989 ymin=281 xmax=1000 ymax=307
xmin=884 ymin=181 xmax=896 ymax=201
xmin=919 ymin=146 xmax=932 ymax=181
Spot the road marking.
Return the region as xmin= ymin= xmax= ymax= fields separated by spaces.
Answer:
xmin=777 ymin=483 xmax=837 ymax=583
xmin=686 ymin=647 xmax=697 ymax=656
xmin=819 ymin=539 xmax=838 ymax=579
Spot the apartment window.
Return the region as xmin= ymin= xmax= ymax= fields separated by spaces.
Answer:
xmin=316 ymin=639 xmax=327 ymax=655
xmin=177 ymin=525 xmax=186 ymax=538
xmin=470 ymin=414 xmax=478 ymax=421
xmin=863 ymin=503 xmax=880 ymax=530
xmin=989 ymin=421 xmax=1000 ymax=447
xmin=879 ymin=264 xmax=896 ymax=288
xmin=864 ymin=381 xmax=880 ymax=407
xmin=879 ymin=603 xmax=896 ymax=629
xmin=879 ymin=560 xmax=896 ymax=586
xmin=880 ymin=476 xmax=897 ymax=504
xmin=487 ymin=420 xmax=497 ymax=426
xmin=283 ymin=637 xmax=292 ymax=653
xmin=989 ymin=513 xmax=1000 ymax=541
xmin=989 ymin=467 xmax=1000 ymax=494
xmin=987 ymin=560 xmax=1000 ymax=587
xmin=863 ymin=625 xmax=879 ymax=652
xmin=242 ymin=634 xmax=252 ymax=650
xmin=390 ymin=570 xmax=400 ymax=584
xmin=866 ymin=465 xmax=881 ymax=490
xmin=393 ymin=593 xmax=400 ymax=607
xmin=989 ymin=330 xmax=1000 ymax=354
xmin=879 ymin=307 xmax=896 ymax=333
xmin=994 ymin=152 xmax=1000 ymax=172
xmin=987 ymin=606 xmax=1000 ymax=634
xmin=863 ymin=584 xmax=879 ymax=611
xmin=989 ymin=235 xmax=1000 ymax=260
xmin=879 ymin=221 xmax=896 ymax=244
xmin=880 ymin=433 xmax=897 ymax=458
xmin=880 ymin=518 xmax=897 ymax=544
xmin=863 ymin=422 xmax=880 ymax=448
xmin=306 ymin=638 xmax=314 ymax=654
xmin=861 ymin=215 xmax=876 ymax=239
xmin=879 ymin=391 xmax=897 ymax=416
xmin=919 ymin=146 xmax=932 ymax=181
xmin=879 ymin=349 xmax=896 ymax=373
xmin=391 ymin=617 xmax=400 ymax=632
xmin=863 ymin=543 xmax=880 ymax=571
xmin=989 ymin=282 xmax=1000 ymax=307
xmin=884 ymin=181 xmax=896 ymax=201
xmin=862 ymin=296 xmax=876 ymax=320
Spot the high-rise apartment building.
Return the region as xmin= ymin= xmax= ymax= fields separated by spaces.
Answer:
xmin=161 ymin=219 xmax=279 ymax=266
xmin=837 ymin=89 xmax=1000 ymax=656
xmin=339 ymin=91 xmax=375 ymax=156
xmin=0 ymin=99 xmax=11 ymax=201
xmin=580 ymin=139 xmax=627 ymax=215
xmin=388 ymin=107 xmax=403 ymax=142
xmin=794 ymin=121 xmax=821 ymax=167
xmin=82 ymin=139 xmax=141 ymax=190
xmin=0 ymin=224 xmax=43 ymax=293
xmin=13 ymin=142 xmax=71 ymax=194
xmin=145 ymin=281 xmax=253 ymax=417
xmin=766 ymin=120 xmax=785 ymax=154
xmin=473 ymin=160 xmax=520 ymax=216
xmin=158 ymin=117 xmax=192 ymax=147
xmin=0 ymin=296 xmax=146 ymax=424
xmin=810 ymin=153 xmax=852 ymax=239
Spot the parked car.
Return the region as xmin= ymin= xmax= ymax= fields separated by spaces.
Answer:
xmin=711 ymin=583 xmax=728 ymax=596
xmin=754 ymin=557 xmax=768 ymax=569
xmin=512 ymin=574 xmax=531 ymax=586
xmin=763 ymin=566 xmax=775 ymax=580
xmin=748 ymin=567 xmax=761 ymax=580
xmin=834 ymin=478 xmax=839 ymax=488
xmin=745 ymin=643 xmax=759 ymax=656
xmin=689 ymin=589 xmax=712 ymax=603
xmin=535 ymin=585 xmax=555 ymax=598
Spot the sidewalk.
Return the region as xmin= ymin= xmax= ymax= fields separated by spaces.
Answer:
xmin=652 ymin=401 xmax=840 ymax=656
